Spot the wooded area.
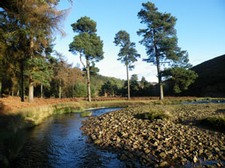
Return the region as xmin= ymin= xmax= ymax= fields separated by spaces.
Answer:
xmin=0 ymin=1 xmax=199 ymax=102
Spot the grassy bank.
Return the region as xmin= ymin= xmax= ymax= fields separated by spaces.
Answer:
xmin=0 ymin=97 xmax=224 ymax=130
xmin=0 ymin=102 xmax=84 ymax=130
xmin=0 ymin=99 xmax=146 ymax=130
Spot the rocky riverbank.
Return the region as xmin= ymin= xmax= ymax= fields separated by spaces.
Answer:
xmin=81 ymin=104 xmax=225 ymax=167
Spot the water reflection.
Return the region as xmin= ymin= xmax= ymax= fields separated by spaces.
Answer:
xmin=10 ymin=108 xmax=124 ymax=168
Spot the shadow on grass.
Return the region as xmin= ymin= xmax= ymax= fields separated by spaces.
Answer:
xmin=197 ymin=117 xmax=225 ymax=133
xmin=216 ymin=109 xmax=225 ymax=114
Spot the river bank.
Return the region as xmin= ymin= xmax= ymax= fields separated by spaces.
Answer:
xmin=81 ymin=104 xmax=225 ymax=167
xmin=0 ymin=96 xmax=194 ymax=129
xmin=0 ymin=96 xmax=224 ymax=130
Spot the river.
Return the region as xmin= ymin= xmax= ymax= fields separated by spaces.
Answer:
xmin=8 ymin=108 xmax=125 ymax=168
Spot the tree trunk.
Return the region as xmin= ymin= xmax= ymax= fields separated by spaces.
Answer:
xmin=28 ymin=79 xmax=34 ymax=102
xmin=156 ymin=55 xmax=164 ymax=100
xmin=20 ymin=60 xmax=25 ymax=102
xmin=28 ymin=36 xmax=34 ymax=102
xmin=40 ymin=84 xmax=43 ymax=98
xmin=126 ymin=64 xmax=130 ymax=100
xmin=159 ymin=82 xmax=164 ymax=100
xmin=0 ymin=80 xmax=2 ymax=98
xmin=86 ymin=59 xmax=91 ymax=102
xmin=17 ymin=84 xmax=20 ymax=96
xmin=59 ymin=79 xmax=62 ymax=99
xmin=154 ymin=29 xmax=163 ymax=100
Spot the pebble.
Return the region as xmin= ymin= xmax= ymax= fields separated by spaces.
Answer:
xmin=81 ymin=104 xmax=225 ymax=167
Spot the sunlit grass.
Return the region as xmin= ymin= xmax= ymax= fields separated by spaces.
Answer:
xmin=80 ymin=111 xmax=92 ymax=117
xmin=134 ymin=109 xmax=171 ymax=121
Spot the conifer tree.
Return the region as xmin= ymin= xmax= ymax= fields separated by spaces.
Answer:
xmin=138 ymin=2 xmax=182 ymax=100
xmin=69 ymin=16 xmax=104 ymax=102
xmin=114 ymin=30 xmax=140 ymax=99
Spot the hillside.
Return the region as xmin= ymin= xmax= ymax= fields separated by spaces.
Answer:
xmin=184 ymin=54 xmax=225 ymax=97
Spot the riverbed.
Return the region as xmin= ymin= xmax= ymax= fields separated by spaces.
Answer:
xmin=7 ymin=108 xmax=125 ymax=167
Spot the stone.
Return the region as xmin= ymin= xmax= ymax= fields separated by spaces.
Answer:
xmin=144 ymin=148 xmax=151 ymax=154
xmin=159 ymin=152 xmax=167 ymax=159
xmin=159 ymin=161 xmax=168 ymax=167
xmin=120 ymin=154 xmax=127 ymax=160
xmin=94 ymin=139 xmax=101 ymax=145
xmin=193 ymin=156 xmax=198 ymax=163
xmin=81 ymin=104 xmax=225 ymax=167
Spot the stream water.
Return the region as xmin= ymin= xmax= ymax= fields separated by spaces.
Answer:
xmin=8 ymin=108 xmax=125 ymax=168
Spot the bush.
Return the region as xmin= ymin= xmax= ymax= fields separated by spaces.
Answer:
xmin=73 ymin=82 xmax=87 ymax=97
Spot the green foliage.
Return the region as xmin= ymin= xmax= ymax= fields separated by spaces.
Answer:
xmin=71 ymin=16 xmax=97 ymax=34
xmin=130 ymin=74 xmax=140 ymax=96
xmin=114 ymin=30 xmax=140 ymax=69
xmin=69 ymin=16 xmax=104 ymax=62
xmin=69 ymin=32 xmax=104 ymax=61
xmin=73 ymin=82 xmax=87 ymax=97
xmin=114 ymin=30 xmax=140 ymax=99
xmin=0 ymin=0 xmax=70 ymax=101
xmin=25 ymin=57 xmax=53 ymax=87
xmin=134 ymin=109 xmax=171 ymax=121
xmin=137 ymin=2 xmax=188 ymax=99
xmin=137 ymin=2 xmax=179 ymax=65
xmin=162 ymin=67 xmax=198 ymax=94
xmin=91 ymin=75 xmax=124 ymax=96
xmin=100 ymin=81 xmax=119 ymax=97
xmin=69 ymin=16 xmax=104 ymax=102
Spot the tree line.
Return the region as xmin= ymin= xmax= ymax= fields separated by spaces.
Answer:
xmin=0 ymin=1 xmax=198 ymax=102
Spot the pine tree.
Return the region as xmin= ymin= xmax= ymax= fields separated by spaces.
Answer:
xmin=137 ymin=2 xmax=181 ymax=100
xmin=69 ymin=16 xmax=104 ymax=102
xmin=114 ymin=30 xmax=140 ymax=99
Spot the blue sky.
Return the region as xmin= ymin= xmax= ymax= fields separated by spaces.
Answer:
xmin=54 ymin=0 xmax=225 ymax=82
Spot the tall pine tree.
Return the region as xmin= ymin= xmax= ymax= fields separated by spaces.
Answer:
xmin=69 ymin=16 xmax=104 ymax=102
xmin=137 ymin=2 xmax=181 ymax=100
xmin=114 ymin=30 xmax=140 ymax=99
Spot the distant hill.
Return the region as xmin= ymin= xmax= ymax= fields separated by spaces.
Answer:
xmin=184 ymin=54 xmax=225 ymax=97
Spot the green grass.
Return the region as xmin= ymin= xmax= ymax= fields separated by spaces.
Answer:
xmin=80 ymin=111 xmax=92 ymax=117
xmin=134 ymin=108 xmax=172 ymax=121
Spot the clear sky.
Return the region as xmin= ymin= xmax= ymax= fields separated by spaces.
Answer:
xmin=54 ymin=0 xmax=225 ymax=82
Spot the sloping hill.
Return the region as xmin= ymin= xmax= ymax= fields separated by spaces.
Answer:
xmin=184 ymin=54 xmax=225 ymax=97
